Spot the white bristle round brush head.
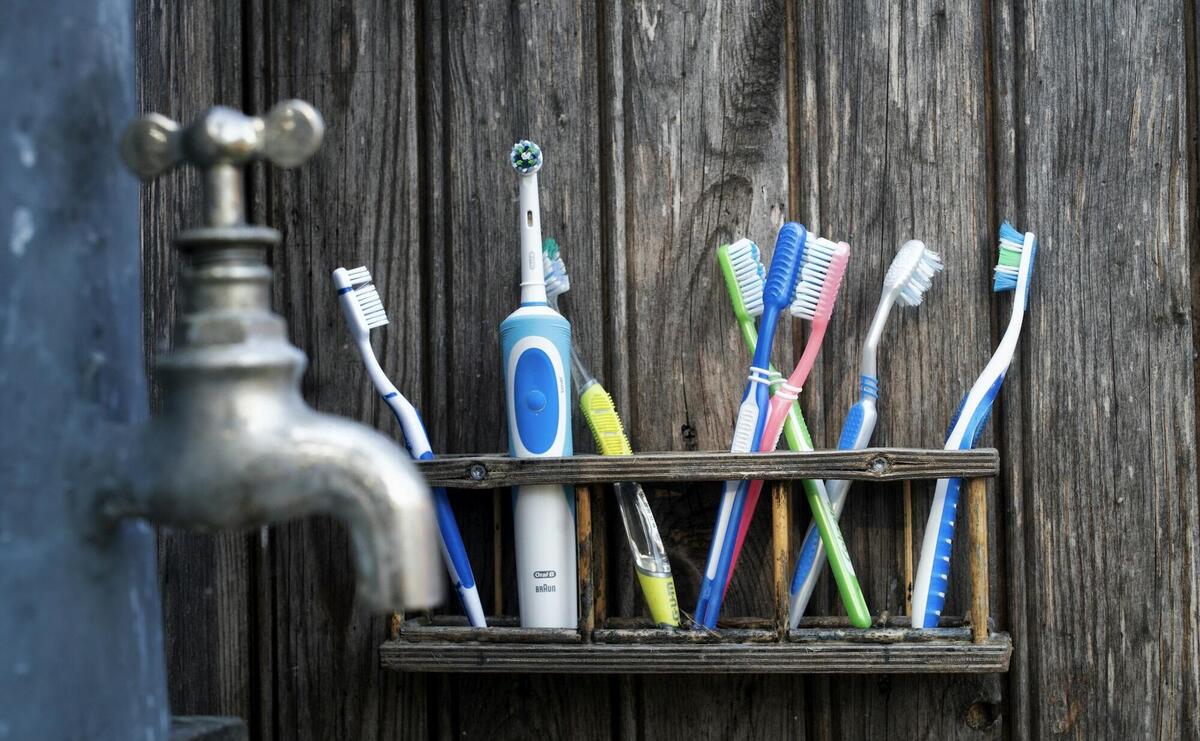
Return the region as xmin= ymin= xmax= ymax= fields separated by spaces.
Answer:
xmin=884 ymin=239 xmax=943 ymax=307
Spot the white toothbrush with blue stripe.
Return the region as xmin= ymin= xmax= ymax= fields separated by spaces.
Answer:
xmin=694 ymin=222 xmax=806 ymax=629
xmin=911 ymin=222 xmax=1037 ymax=629
xmin=333 ymin=266 xmax=487 ymax=627
xmin=788 ymin=240 xmax=943 ymax=627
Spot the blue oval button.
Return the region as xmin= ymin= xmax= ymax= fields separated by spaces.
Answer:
xmin=513 ymin=347 xmax=559 ymax=454
xmin=526 ymin=389 xmax=547 ymax=412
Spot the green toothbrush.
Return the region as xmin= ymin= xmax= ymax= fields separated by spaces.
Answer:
xmin=717 ymin=239 xmax=870 ymax=628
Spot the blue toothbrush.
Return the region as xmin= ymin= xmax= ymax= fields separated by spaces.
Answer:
xmin=502 ymin=141 xmax=577 ymax=628
xmin=911 ymin=222 xmax=1037 ymax=628
xmin=694 ymin=222 xmax=806 ymax=629
xmin=332 ymin=266 xmax=487 ymax=626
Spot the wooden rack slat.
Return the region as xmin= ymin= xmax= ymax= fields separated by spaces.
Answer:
xmin=379 ymin=634 xmax=1012 ymax=674
xmin=417 ymin=448 xmax=999 ymax=489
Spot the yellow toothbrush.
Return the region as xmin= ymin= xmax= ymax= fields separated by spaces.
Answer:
xmin=544 ymin=239 xmax=680 ymax=627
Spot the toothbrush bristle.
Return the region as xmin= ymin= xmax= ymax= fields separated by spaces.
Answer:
xmin=887 ymin=241 xmax=944 ymax=307
xmin=542 ymin=238 xmax=571 ymax=299
xmin=726 ymin=238 xmax=765 ymax=317
xmin=993 ymin=221 xmax=1028 ymax=292
xmin=511 ymin=140 xmax=543 ymax=174
xmin=354 ymin=284 xmax=389 ymax=329
xmin=791 ymin=237 xmax=849 ymax=321
xmin=345 ymin=266 xmax=372 ymax=288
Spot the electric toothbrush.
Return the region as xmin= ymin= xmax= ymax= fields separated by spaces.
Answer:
xmin=501 ymin=140 xmax=577 ymax=628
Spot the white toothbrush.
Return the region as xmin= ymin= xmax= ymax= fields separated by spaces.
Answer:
xmin=789 ymin=240 xmax=943 ymax=625
xmin=911 ymin=222 xmax=1036 ymax=628
xmin=332 ymin=266 xmax=487 ymax=627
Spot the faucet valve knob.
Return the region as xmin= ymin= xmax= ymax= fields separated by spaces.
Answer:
xmin=121 ymin=101 xmax=324 ymax=228
xmin=121 ymin=100 xmax=325 ymax=179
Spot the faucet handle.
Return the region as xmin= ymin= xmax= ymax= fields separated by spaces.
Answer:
xmin=121 ymin=100 xmax=325 ymax=179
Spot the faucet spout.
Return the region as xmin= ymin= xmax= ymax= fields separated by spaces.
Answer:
xmin=110 ymin=403 xmax=443 ymax=612
xmin=102 ymin=101 xmax=444 ymax=613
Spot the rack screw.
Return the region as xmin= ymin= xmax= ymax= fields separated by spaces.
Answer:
xmin=469 ymin=464 xmax=487 ymax=482
xmin=870 ymin=456 xmax=889 ymax=474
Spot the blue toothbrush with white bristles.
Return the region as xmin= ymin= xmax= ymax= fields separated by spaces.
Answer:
xmin=788 ymin=240 xmax=943 ymax=627
xmin=502 ymin=141 xmax=577 ymax=628
xmin=911 ymin=222 xmax=1037 ymax=628
xmin=332 ymin=266 xmax=487 ymax=627
xmin=694 ymin=222 xmax=806 ymax=629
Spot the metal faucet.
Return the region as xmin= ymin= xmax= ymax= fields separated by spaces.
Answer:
xmin=97 ymin=101 xmax=443 ymax=612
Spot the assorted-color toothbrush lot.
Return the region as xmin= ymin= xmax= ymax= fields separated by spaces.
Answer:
xmin=331 ymin=140 xmax=1038 ymax=634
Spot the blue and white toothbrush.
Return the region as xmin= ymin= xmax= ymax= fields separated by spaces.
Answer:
xmin=694 ymin=222 xmax=806 ymax=629
xmin=788 ymin=240 xmax=943 ymax=627
xmin=911 ymin=222 xmax=1037 ymax=628
xmin=332 ymin=266 xmax=487 ymax=627
xmin=501 ymin=141 xmax=577 ymax=628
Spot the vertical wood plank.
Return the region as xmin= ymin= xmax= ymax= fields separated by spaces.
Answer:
xmin=772 ymin=482 xmax=790 ymax=636
xmin=610 ymin=0 xmax=802 ymax=735
xmin=249 ymin=1 xmax=430 ymax=738
xmin=995 ymin=0 xmax=1200 ymax=736
xmin=793 ymin=0 xmax=1005 ymax=736
xmin=421 ymin=1 xmax=614 ymax=735
xmin=633 ymin=676 xmax=807 ymax=740
xmin=134 ymin=0 xmax=259 ymax=728
xmin=967 ymin=478 xmax=989 ymax=644
xmin=577 ymin=485 xmax=595 ymax=637
xmin=617 ymin=0 xmax=789 ymax=621
xmin=986 ymin=0 xmax=1031 ymax=734
xmin=902 ymin=480 xmax=914 ymax=617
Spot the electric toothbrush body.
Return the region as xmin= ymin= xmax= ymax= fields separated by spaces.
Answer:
xmin=503 ymin=141 xmax=577 ymax=628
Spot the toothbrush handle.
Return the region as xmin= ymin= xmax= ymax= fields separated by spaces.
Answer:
xmin=432 ymin=487 xmax=487 ymax=627
xmin=579 ymin=383 xmax=680 ymax=627
xmin=912 ymin=476 xmax=961 ymax=628
xmin=378 ymin=393 xmax=488 ymax=627
xmin=789 ymin=389 xmax=878 ymax=626
xmin=695 ymin=381 xmax=765 ymax=628
xmin=501 ymin=309 xmax=577 ymax=628
xmin=722 ymin=394 xmax=793 ymax=590
xmin=912 ymin=384 xmax=996 ymax=628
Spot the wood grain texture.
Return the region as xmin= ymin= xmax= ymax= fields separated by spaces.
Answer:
xmin=417 ymin=448 xmax=998 ymax=488
xmin=134 ymin=0 xmax=259 ymax=728
xmin=793 ymin=0 xmax=1005 ymax=737
xmin=139 ymin=0 xmax=1200 ymax=737
xmin=968 ymin=477 xmax=989 ymax=644
xmin=380 ymin=635 xmax=1012 ymax=674
xmin=996 ymin=0 xmax=1200 ymax=737
xmin=248 ymin=2 xmax=430 ymax=739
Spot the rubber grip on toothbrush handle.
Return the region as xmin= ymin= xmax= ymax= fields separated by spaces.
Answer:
xmin=913 ymin=384 xmax=998 ymax=628
xmin=762 ymin=223 xmax=806 ymax=307
xmin=914 ymin=476 xmax=962 ymax=628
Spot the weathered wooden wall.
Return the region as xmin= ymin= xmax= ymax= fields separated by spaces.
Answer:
xmin=137 ymin=1 xmax=1200 ymax=738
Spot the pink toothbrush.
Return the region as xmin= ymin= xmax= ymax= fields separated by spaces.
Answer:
xmin=723 ymin=239 xmax=852 ymax=594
